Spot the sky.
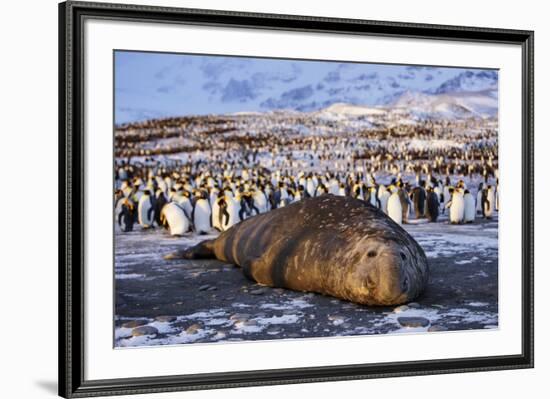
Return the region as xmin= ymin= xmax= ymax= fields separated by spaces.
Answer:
xmin=114 ymin=50 xmax=497 ymax=125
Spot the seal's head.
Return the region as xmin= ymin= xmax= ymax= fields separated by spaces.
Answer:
xmin=341 ymin=237 xmax=428 ymax=306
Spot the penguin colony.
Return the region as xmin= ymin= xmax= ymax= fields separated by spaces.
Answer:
xmin=114 ymin=113 xmax=498 ymax=235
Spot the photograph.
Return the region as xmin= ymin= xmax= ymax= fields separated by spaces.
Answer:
xmin=113 ymin=51 xmax=500 ymax=348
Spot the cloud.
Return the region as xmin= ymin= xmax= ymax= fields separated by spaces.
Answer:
xmin=221 ymin=79 xmax=257 ymax=102
xmin=156 ymin=85 xmax=176 ymax=94
xmin=324 ymin=70 xmax=340 ymax=83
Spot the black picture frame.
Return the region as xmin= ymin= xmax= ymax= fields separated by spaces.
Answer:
xmin=59 ymin=1 xmax=534 ymax=397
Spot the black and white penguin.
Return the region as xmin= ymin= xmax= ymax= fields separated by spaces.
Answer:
xmin=160 ymin=202 xmax=190 ymax=236
xmin=426 ymin=187 xmax=440 ymax=223
xmin=448 ymin=188 xmax=465 ymax=224
xmin=117 ymin=198 xmax=135 ymax=232
xmin=192 ymin=192 xmax=212 ymax=234
xmin=367 ymin=187 xmax=379 ymax=208
xmin=223 ymin=191 xmax=241 ymax=230
xmin=411 ymin=184 xmax=426 ymax=219
xmin=476 ymin=182 xmax=485 ymax=215
xmin=137 ymin=190 xmax=155 ymax=228
xmin=153 ymin=189 xmax=168 ymax=227
xmin=211 ymin=191 xmax=224 ymax=232
xmin=487 ymin=185 xmax=496 ymax=215
xmin=482 ymin=188 xmax=493 ymax=219
xmin=253 ymin=187 xmax=268 ymax=213
xmin=377 ymin=185 xmax=390 ymax=214
xmin=387 ymin=186 xmax=402 ymax=225
xmin=463 ymin=189 xmax=476 ymax=223
xmin=396 ymin=183 xmax=410 ymax=224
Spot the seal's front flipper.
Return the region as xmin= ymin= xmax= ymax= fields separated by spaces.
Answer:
xmin=241 ymin=257 xmax=262 ymax=282
xmin=164 ymin=239 xmax=216 ymax=260
xmin=241 ymin=255 xmax=275 ymax=286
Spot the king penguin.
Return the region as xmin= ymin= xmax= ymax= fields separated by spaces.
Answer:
xmin=426 ymin=187 xmax=440 ymax=223
xmin=448 ymin=188 xmax=465 ymax=224
xmin=192 ymin=192 xmax=212 ymax=234
xmin=463 ymin=189 xmax=476 ymax=223
xmin=137 ymin=190 xmax=155 ymax=229
xmin=377 ymin=185 xmax=390 ymax=214
xmin=387 ymin=186 xmax=403 ymax=225
xmin=160 ymin=202 xmax=190 ymax=236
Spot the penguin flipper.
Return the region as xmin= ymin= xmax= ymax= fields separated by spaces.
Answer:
xmin=117 ymin=210 xmax=124 ymax=227
xmin=147 ymin=207 xmax=155 ymax=224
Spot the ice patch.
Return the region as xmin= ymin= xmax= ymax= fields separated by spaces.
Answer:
xmin=148 ymin=321 xmax=178 ymax=334
xmin=468 ymin=302 xmax=489 ymax=307
xmin=115 ymin=327 xmax=133 ymax=339
xmin=256 ymin=314 xmax=300 ymax=325
xmin=455 ymin=256 xmax=479 ymax=265
xmin=115 ymin=273 xmax=146 ymax=280
xmin=260 ymin=299 xmax=313 ymax=310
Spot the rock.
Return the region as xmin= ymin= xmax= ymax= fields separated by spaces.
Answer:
xmin=230 ymin=313 xmax=250 ymax=321
xmin=267 ymin=326 xmax=282 ymax=335
xmin=207 ymin=286 xmax=217 ymax=291
xmin=328 ymin=315 xmax=345 ymax=325
xmin=155 ymin=315 xmax=177 ymax=323
xmin=122 ymin=319 xmax=148 ymax=328
xmin=199 ymin=284 xmax=210 ymax=291
xmin=397 ymin=317 xmax=430 ymax=328
xmin=394 ymin=305 xmax=409 ymax=313
xmin=249 ymin=288 xmax=267 ymax=295
xmin=428 ymin=325 xmax=449 ymax=332
xmin=131 ymin=326 xmax=158 ymax=336
xmin=287 ymin=332 xmax=301 ymax=338
xmin=186 ymin=323 xmax=202 ymax=334
xmin=407 ymin=302 xmax=421 ymax=309
xmin=341 ymin=322 xmax=352 ymax=329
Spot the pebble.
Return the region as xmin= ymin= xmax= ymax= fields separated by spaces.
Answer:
xmin=207 ymin=286 xmax=217 ymax=291
xmin=186 ymin=323 xmax=202 ymax=334
xmin=122 ymin=319 xmax=148 ymax=328
xmin=394 ymin=305 xmax=409 ymax=313
xmin=397 ymin=317 xmax=430 ymax=328
xmin=428 ymin=325 xmax=449 ymax=332
xmin=267 ymin=327 xmax=282 ymax=335
xmin=407 ymin=302 xmax=421 ymax=309
xmin=199 ymin=285 xmax=210 ymax=291
xmin=249 ymin=288 xmax=266 ymax=295
xmin=287 ymin=333 xmax=301 ymax=338
xmin=328 ymin=315 xmax=346 ymax=325
xmin=155 ymin=315 xmax=177 ymax=323
xmin=131 ymin=326 xmax=158 ymax=336
xmin=230 ymin=313 xmax=250 ymax=321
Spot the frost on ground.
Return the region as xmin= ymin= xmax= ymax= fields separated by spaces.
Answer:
xmin=114 ymin=216 xmax=498 ymax=347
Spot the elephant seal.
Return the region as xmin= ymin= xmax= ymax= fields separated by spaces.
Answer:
xmin=165 ymin=195 xmax=429 ymax=305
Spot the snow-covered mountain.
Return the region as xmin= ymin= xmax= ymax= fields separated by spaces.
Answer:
xmin=115 ymin=52 xmax=499 ymax=124
xmin=431 ymin=70 xmax=498 ymax=95
xmin=391 ymin=89 xmax=498 ymax=119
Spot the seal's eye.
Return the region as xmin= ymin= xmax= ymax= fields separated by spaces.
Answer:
xmin=367 ymin=250 xmax=377 ymax=258
xmin=400 ymin=252 xmax=407 ymax=260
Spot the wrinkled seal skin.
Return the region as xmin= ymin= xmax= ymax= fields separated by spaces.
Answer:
xmin=166 ymin=195 xmax=429 ymax=305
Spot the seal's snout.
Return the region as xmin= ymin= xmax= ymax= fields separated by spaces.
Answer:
xmin=369 ymin=246 xmax=413 ymax=305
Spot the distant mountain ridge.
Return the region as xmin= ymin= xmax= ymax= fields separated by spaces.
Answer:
xmin=115 ymin=52 xmax=499 ymax=124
